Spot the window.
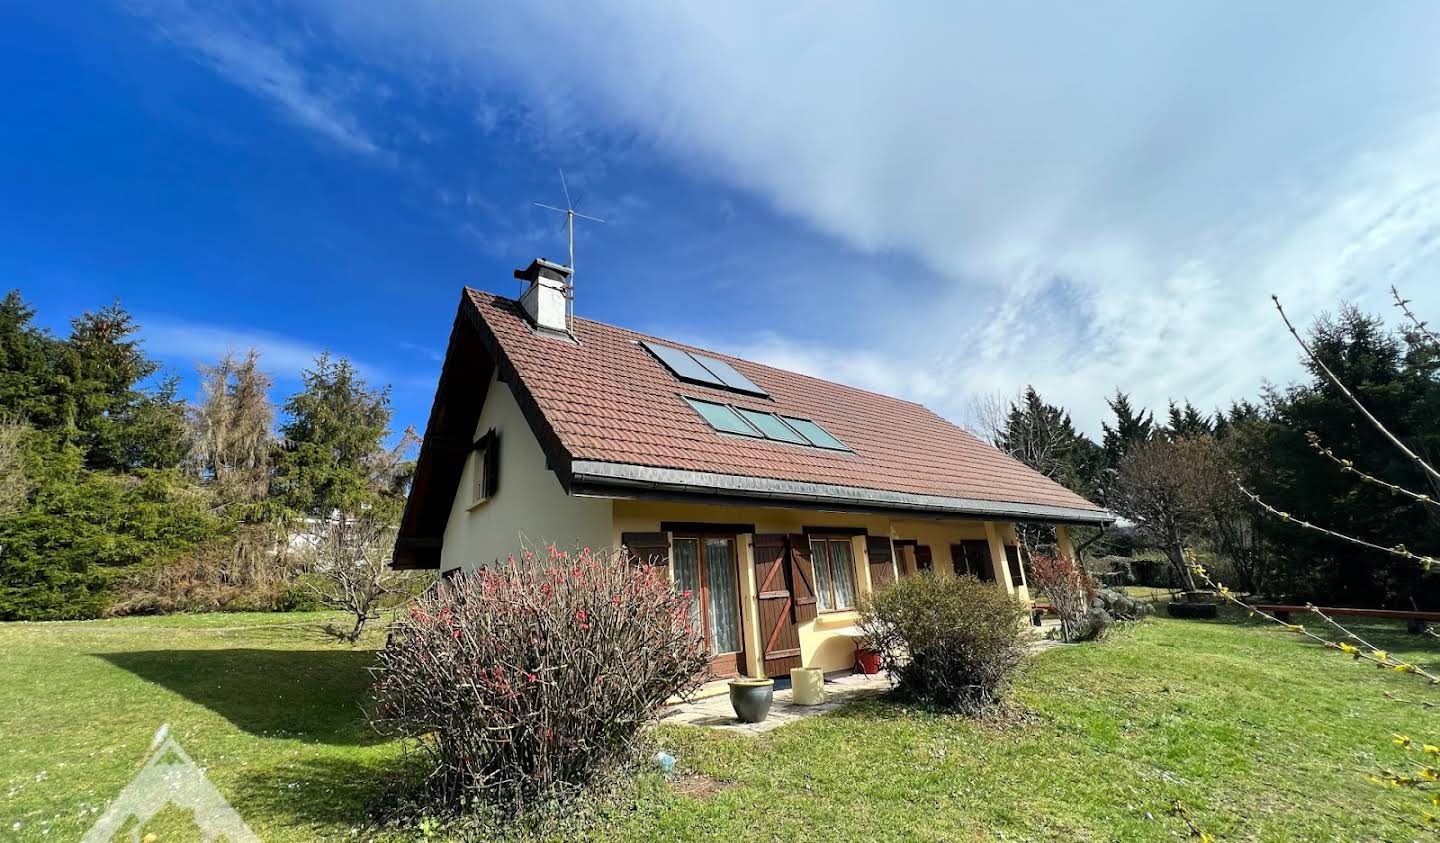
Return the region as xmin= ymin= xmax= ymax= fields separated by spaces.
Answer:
xmin=684 ymin=398 xmax=761 ymax=437
xmin=684 ymin=398 xmax=850 ymax=451
xmin=810 ymin=537 xmax=858 ymax=611
xmin=781 ymin=416 xmax=848 ymax=450
xmin=642 ymin=340 xmax=769 ymax=397
xmin=472 ymin=429 xmax=499 ymax=505
xmin=734 ymin=408 xmax=807 ymax=443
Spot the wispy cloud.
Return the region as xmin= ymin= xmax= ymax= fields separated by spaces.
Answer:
xmin=140 ymin=315 xmax=395 ymax=386
xmin=133 ymin=2 xmax=1440 ymax=432
xmin=288 ymin=1 xmax=1440 ymax=433
xmin=125 ymin=0 xmax=379 ymax=155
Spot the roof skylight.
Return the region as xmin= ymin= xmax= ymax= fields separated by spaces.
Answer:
xmin=685 ymin=397 xmax=850 ymax=452
xmin=642 ymin=340 xmax=769 ymax=398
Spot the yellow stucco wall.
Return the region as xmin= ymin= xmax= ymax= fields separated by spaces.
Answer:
xmin=610 ymin=499 xmax=1032 ymax=676
xmin=438 ymin=371 xmax=613 ymax=573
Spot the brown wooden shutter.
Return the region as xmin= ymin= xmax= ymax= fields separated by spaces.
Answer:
xmin=621 ymin=532 xmax=670 ymax=569
xmin=1005 ymin=545 xmax=1024 ymax=587
xmin=949 ymin=543 xmax=966 ymax=577
xmin=914 ymin=545 xmax=933 ymax=572
xmin=483 ymin=430 xmax=500 ymax=499
xmin=786 ymin=534 xmax=819 ymax=623
xmin=866 ymin=535 xmax=895 ymax=588
xmin=753 ymin=534 xmax=803 ymax=675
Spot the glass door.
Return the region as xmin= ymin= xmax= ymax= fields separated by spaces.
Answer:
xmin=671 ymin=534 xmax=745 ymax=676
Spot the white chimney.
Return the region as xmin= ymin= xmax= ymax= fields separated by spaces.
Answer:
xmin=514 ymin=258 xmax=571 ymax=335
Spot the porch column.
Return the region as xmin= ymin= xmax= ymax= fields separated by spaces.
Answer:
xmin=1055 ymin=525 xmax=1075 ymax=560
xmin=739 ymin=534 xmax=765 ymax=678
xmin=983 ymin=522 xmax=1016 ymax=595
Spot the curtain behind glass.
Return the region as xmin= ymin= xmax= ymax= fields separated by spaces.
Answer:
xmin=672 ymin=539 xmax=703 ymax=637
xmin=829 ymin=540 xmax=857 ymax=608
xmin=704 ymin=538 xmax=740 ymax=654
xmin=811 ymin=540 xmax=834 ymax=610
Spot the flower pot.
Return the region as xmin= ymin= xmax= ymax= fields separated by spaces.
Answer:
xmin=855 ymin=648 xmax=882 ymax=675
xmin=728 ymin=678 xmax=774 ymax=723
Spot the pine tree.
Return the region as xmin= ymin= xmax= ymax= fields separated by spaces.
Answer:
xmin=273 ymin=353 xmax=397 ymax=518
xmin=1165 ymin=399 xmax=1213 ymax=439
xmin=1101 ymin=390 xmax=1153 ymax=467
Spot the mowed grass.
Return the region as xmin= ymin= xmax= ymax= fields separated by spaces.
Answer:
xmin=2 ymin=612 xmax=1438 ymax=841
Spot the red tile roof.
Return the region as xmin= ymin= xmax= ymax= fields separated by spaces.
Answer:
xmin=466 ymin=289 xmax=1105 ymax=516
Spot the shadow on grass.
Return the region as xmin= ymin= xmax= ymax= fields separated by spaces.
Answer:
xmin=225 ymin=753 xmax=422 ymax=834
xmin=98 ymin=648 xmax=384 ymax=745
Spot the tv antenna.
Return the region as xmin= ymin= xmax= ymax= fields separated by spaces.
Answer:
xmin=533 ymin=169 xmax=605 ymax=333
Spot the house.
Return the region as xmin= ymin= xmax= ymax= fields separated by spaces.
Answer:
xmin=394 ymin=258 xmax=1112 ymax=679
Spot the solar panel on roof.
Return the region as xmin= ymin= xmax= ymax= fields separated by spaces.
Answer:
xmin=684 ymin=397 xmax=761 ymax=437
xmin=690 ymin=354 xmax=768 ymax=397
xmin=735 ymin=408 xmax=807 ymax=444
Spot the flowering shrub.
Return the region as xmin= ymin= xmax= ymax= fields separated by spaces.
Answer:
xmin=370 ymin=545 xmax=708 ymax=813
xmin=858 ymin=573 xmax=1028 ymax=713
xmin=1028 ymin=552 xmax=1104 ymax=641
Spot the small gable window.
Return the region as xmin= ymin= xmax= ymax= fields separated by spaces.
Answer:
xmin=472 ymin=429 xmax=500 ymax=506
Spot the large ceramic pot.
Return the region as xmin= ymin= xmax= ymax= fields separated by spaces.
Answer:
xmin=728 ymin=678 xmax=775 ymax=723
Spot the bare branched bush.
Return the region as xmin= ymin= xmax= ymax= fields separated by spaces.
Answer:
xmin=307 ymin=512 xmax=418 ymax=642
xmin=370 ymin=545 xmax=708 ymax=815
xmin=1029 ymin=552 xmax=1104 ymax=641
xmin=858 ymin=573 xmax=1028 ymax=713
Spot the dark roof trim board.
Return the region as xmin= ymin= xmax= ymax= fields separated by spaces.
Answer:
xmin=567 ymin=460 xmax=1115 ymax=526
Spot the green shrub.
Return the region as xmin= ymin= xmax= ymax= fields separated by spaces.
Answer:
xmin=858 ymin=573 xmax=1029 ymax=713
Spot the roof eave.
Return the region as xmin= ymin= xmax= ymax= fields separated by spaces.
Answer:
xmin=568 ymin=459 xmax=1114 ymax=526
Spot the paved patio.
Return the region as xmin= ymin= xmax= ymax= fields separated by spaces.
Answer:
xmin=662 ymin=620 xmax=1066 ymax=735
xmin=661 ymin=670 xmax=892 ymax=736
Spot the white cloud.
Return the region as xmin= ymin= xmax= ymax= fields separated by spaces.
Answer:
xmin=126 ymin=0 xmax=379 ymax=155
xmin=143 ymin=2 xmax=1440 ymax=432
xmin=139 ymin=316 xmax=397 ymax=386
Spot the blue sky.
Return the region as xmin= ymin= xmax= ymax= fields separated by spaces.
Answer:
xmin=7 ymin=3 xmax=1440 ymax=438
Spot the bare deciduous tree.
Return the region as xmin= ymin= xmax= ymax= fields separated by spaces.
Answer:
xmin=1107 ymin=436 xmax=1229 ymax=592
xmin=188 ymin=350 xmax=274 ymax=510
xmin=307 ymin=511 xmax=417 ymax=642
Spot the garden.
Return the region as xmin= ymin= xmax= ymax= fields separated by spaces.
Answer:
xmin=4 ymin=604 xmax=1438 ymax=841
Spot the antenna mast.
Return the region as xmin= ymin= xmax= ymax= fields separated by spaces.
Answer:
xmin=533 ymin=169 xmax=605 ymax=334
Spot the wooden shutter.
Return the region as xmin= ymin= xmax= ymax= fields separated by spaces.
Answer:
xmin=949 ymin=544 xmax=967 ymax=577
xmin=621 ymin=532 xmax=670 ymax=569
xmin=483 ymin=430 xmax=500 ymax=499
xmin=754 ymin=534 xmax=802 ymax=675
xmin=914 ymin=545 xmax=933 ymax=572
xmin=1005 ymin=545 xmax=1024 ymax=587
xmin=786 ymin=534 xmax=819 ymax=623
xmin=866 ymin=535 xmax=895 ymax=588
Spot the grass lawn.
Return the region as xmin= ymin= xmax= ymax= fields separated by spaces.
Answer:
xmin=3 ymin=612 xmax=1438 ymax=841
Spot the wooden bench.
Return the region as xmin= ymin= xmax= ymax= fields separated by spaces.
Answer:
xmin=1030 ymin=602 xmax=1057 ymax=626
xmin=1253 ymin=604 xmax=1440 ymax=634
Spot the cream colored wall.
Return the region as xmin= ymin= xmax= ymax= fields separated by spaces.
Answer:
xmin=439 ymin=371 xmax=613 ymax=573
xmin=612 ymin=500 xmax=1031 ymax=676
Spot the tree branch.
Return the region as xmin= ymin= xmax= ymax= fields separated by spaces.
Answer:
xmin=1306 ymin=432 xmax=1440 ymax=514
xmin=1272 ymin=294 xmax=1440 ymax=484
xmin=1392 ymin=285 xmax=1440 ymax=350
xmin=1234 ymin=479 xmax=1439 ymax=571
